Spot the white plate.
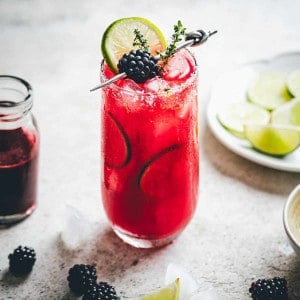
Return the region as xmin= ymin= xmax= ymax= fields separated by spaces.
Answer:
xmin=207 ymin=52 xmax=300 ymax=172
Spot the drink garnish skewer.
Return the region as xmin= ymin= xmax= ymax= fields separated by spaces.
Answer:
xmin=90 ymin=29 xmax=217 ymax=92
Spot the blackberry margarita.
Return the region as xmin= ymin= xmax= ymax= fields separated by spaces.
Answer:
xmin=100 ymin=18 xmax=199 ymax=247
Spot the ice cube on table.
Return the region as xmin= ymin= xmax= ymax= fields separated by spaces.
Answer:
xmin=165 ymin=263 xmax=221 ymax=300
xmin=60 ymin=204 xmax=98 ymax=250
xmin=165 ymin=263 xmax=199 ymax=300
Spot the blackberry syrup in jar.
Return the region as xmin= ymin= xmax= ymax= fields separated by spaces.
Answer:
xmin=0 ymin=75 xmax=39 ymax=225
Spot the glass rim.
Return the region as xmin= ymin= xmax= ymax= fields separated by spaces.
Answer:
xmin=100 ymin=49 xmax=198 ymax=96
xmin=0 ymin=75 xmax=32 ymax=107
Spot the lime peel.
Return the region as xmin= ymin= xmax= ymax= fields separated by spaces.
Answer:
xmin=217 ymin=102 xmax=270 ymax=138
xmin=165 ymin=263 xmax=199 ymax=300
xmin=244 ymin=123 xmax=300 ymax=156
xmin=247 ymin=71 xmax=292 ymax=110
xmin=291 ymin=100 xmax=300 ymax=125
xmin=140 ymin=278 xmax=180 ymax=300
xmin=272 ymin=98 xmax=300 ymax=126
xmin=287 ymin=70 xmax=300 ymax=97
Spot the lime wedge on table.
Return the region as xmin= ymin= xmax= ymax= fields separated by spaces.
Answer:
xmin=140 ymin=278 xmax=180 ymax=300
xmin=247 ymin=71 xmax=292 ymax=110
xmin=101 ymin=17 xmax=167 ymax=73
xmin=287 ymin=70 xmax=300 ymax=97
xmin=272 ymin=98 xmax=300 ymax=126
xmin=244 ymin=123 xmax=300 ymax=156
xmin=217 ymin=102 xmax=270 ymax=138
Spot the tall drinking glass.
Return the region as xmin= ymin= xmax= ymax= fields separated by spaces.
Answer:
xmin=101 ymin=49 xmax=199 ymax=248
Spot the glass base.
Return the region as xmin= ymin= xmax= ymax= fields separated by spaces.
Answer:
xmin=113 ymin=226 xmax=179 ymax=248
xmin=0 ymin=204 xmax=36 ymax=227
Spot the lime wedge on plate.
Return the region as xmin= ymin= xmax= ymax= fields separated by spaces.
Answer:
xmin=244 ymin=123 xmax=300 ymax=156
xmin=247 ymin=71 xmax=292 ymax=110
xmin=272 ymin=98 xmax=300 ymax=126
xmin=287 ymin=70 xmax=300 ymax=97
xmin=217 ymin=102 xmax=270 ymax=138
xmin=101 ymin=17 xmax=167 ymax=73
xmin=140 ymin=278 xmax=180 ymax=300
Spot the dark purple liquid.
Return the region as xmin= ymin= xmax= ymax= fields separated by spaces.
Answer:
xmin=0 ymin=128 xmax=38 ymax=216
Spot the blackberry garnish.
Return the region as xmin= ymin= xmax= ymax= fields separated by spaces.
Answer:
xmin=67 ymin=264 xmax=97 ymax=296
xmin=8 ymin=245 xmax=36 ymax=276
xmin=83 ymin=282 xmax=120 ymax=300
xmin=249 ymin=277 xmax=288 ymax=300
xmin=117 ymin=49 xmax=160 ymax=83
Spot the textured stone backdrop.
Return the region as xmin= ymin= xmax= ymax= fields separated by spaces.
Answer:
xmin=0 ymin=0 xmax=300 ymax=299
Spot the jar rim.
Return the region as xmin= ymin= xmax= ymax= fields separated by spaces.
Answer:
xmin=0 ymin=75 xmax=32 ymax=107
xmin=0 ymin=75 xmax=33 ymax=123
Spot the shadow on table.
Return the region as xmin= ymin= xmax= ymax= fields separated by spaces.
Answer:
xmin=203 ymin=126 xmax=300 ymax=196
xmin=56 ymin=224 xmax=172 ymax=298
xmin=0 ymin=269 xmax=29 ymax=286
xmin=286 ymin=256 xmax=300 ymax=299
xmin=91 ymin=227 xmax=169 ymax=275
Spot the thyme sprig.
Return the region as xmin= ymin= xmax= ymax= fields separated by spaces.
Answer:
xmin=132 ymin=20 xmax=186 ymax=69
xmin=159 ymin=20 xmax=186 ymax=66
xmin=133 ymin=29 xmax=149 ymax=51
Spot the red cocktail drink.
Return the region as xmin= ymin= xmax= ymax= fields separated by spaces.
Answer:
xmin=101 ymin=49 xmax=199 ymax=247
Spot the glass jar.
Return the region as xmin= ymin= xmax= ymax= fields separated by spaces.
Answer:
xmin=0 ymin=75 xmax=39 ymax=225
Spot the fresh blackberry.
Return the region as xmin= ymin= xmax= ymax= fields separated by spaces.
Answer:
xmin=83 ymin=282 xmax=120 ymax=300
xmin=117 ymin=49 xmax=160 ymax=83
xmin=67 ymin=264 xmax=97 ymax=295
xmin=8 ymin=245 xmax=36 ymax=276
xmin=249 ymin=277 xmax=288 ymax=300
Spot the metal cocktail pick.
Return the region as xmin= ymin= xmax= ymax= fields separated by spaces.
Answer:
xmin=90 ymin=29 xmax=217 ymax=92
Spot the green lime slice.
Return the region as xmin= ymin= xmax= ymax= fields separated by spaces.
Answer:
xmin=140 ymin=278 xmax=180 ymax=300
xmin=287 ymin=70 xmax=300 ymax=97
xmin=247 ymin=71 xmax=292 ymax=110
xmin=244 ymin=123 xmax=300 ymax=156
xmin=217 ymin=102 xmax=270 ymax=138
xmin=101 ymin=17 xmax=167 ymax=73
xmin=272 ymin=98 xmax=300 ymax=126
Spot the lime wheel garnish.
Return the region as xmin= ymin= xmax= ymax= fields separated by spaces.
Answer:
xmin=101 ymin=17 xmax=167 ymax=73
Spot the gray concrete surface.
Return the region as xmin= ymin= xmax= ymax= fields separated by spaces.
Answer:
xmin=1 ymin=0 xmax=300 ymax=299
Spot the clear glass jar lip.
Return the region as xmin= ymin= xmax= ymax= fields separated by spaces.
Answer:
xmin=100 ymin=49 xmax=198 ymax=96
xmin=0 ymin=75 xmax=32 ymax=107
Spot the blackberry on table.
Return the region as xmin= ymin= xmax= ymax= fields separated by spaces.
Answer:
xmin=117 ymin=49 xmax=160 ymax=83
xmin=249 ymin=277 xmax=288 ymax=300
xmin=67 ymin=264 xmax=97 ymax=295
xmin=83 ymin=281 xmax=120 ymax=300
xmin=8 ymin=245 xmax=36 ymax=276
